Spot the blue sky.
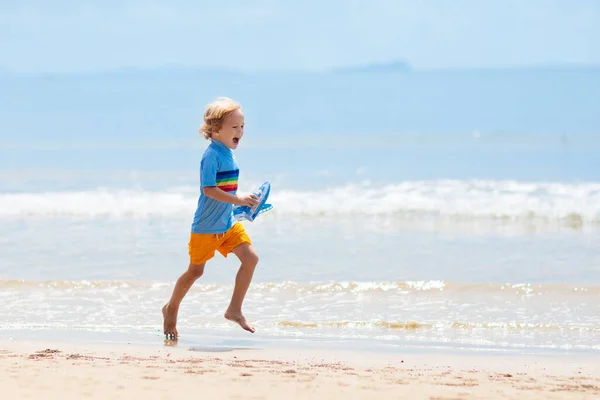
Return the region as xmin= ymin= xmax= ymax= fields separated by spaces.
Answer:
xmin=0 ymin=0 xmax=599 ymax=73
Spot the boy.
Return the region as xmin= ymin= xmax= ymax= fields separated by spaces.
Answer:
xmin=162 ymin=97 xmax=260 ymax=340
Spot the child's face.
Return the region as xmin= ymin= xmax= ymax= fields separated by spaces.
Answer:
xmin=214 ymin=110 xmax=244 ymax=150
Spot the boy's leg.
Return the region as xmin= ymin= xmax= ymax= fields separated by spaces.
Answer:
xmin=224 ymin=243 xmax=259 ymax=333
xmin=163 ymin=262 xmax=205 ymax=339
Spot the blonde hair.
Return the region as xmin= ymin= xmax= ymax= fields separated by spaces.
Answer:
xmin=199 ymin=97 xmax=242 ymax=139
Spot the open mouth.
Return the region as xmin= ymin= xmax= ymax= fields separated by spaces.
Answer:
xmin=233 ymin=137 xmax=240 ymax=145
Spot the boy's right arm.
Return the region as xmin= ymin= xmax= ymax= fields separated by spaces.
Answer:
xmin=203 ymin=187 xmax=259 ymax=208
xmin=201 ymin=154 xmax=258 ymax=207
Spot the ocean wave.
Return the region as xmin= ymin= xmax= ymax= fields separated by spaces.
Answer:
xmin=1 ymin=180 xmax=599 ymax=224
xmin=277 ymin=320 xmax=600 ymax=333
xmin=1 ymin=279 xmax=597 ymax=296
xmin=2 ymin=320 xmax=599 ymax=335
xmin=3 ymin=279 xmax=599 ymax=351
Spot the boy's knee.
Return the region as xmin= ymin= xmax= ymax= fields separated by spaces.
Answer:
xmin=243 ymin=252 xmax=259 ymax=268
xmin=188 ymin=263 xmax=205 ymax=278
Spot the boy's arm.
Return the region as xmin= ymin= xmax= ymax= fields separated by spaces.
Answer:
xmin=200 ymin=154 xmax=257 ymax=207
xmin=203 ymin=186 xmax=258 ymax=207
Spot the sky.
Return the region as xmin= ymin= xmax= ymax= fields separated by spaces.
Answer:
xmin=0 ymin=0 xmax=599 ymax=73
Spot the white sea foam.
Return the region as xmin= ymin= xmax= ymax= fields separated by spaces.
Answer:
xmin=1 ymin=180 xmax=599 ymax=223
xmin=2 ymin=279 xmax=600 ymax=352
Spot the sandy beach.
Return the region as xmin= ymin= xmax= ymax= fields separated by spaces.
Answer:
xmin=1 ymin=339 xmax=598 ymax=399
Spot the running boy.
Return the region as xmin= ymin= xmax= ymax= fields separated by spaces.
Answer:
xmin=163 ymin=97 xmax=260 ymax=340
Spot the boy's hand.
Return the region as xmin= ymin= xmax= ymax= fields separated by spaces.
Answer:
xmin=236 ymin=193 xmax=259 ymax=208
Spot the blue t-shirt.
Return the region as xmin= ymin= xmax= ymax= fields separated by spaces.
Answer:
xmin=191 ymin=140 xmax=239 ymax=234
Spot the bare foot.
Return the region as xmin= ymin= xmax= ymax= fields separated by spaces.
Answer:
xmin=224 ymin=310 xmax=255 ymax=333
xmin=162 ymin=304 xmax=179 ymax=340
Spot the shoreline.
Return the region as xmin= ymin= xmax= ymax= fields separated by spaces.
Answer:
xmin=2 ymin=338 xmax=599 ymax=399
xmin=2 ymin=326 xmax=600 ymax=359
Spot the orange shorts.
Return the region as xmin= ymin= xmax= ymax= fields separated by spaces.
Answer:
xmin=188 ymin=223 xmax=252 ymax=264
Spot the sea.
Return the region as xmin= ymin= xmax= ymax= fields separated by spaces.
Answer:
xmin=1 ymin=81 xmax=600 ymax=355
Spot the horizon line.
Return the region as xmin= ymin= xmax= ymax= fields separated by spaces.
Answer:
xmin=2 ymin=62 xmax=600 ymax=77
